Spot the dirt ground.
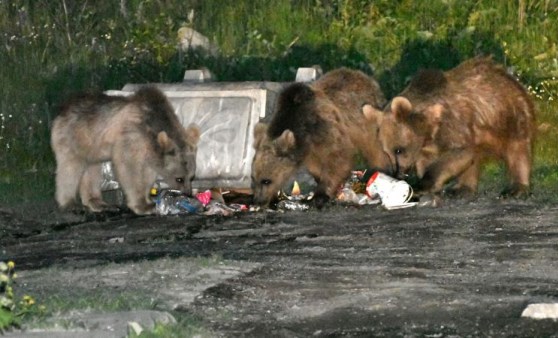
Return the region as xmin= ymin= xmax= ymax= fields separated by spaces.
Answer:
xmin=1 ymin=196 xmax=558 ymax=337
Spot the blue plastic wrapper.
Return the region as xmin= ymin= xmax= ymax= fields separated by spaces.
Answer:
xmin=155 ymin=189 xmax=203 ymax=215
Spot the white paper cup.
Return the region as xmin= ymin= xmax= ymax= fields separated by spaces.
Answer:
xmin=366 ymin=172 xmax=413 ymax=207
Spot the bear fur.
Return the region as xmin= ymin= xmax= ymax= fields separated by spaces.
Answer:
xmin=251 ymin=67 xmax=391 ymax=207
xmin=51 ymin=86 xmax=200 ymax=215
xmin=363 ymin=56 xmax=536 ymax=198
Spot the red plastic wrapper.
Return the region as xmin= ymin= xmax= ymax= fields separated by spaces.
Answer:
xmin=196 ymin=190 xmax=212 ymax=206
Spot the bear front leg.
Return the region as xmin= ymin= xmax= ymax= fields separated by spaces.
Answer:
xmin=115 ymin=162 xmax=156 ymax=215
xmin=313 ymin=187 xmax=330 ymax=209
xmin=445 ymin=157 xmax=481 ymax=198
xmin=79 ymin=163 xmax=118 ymax=212
xmin=308 ymin=158 xmax=352 ymax=209
xmin=112 ymin=142 xmax=156 ymax=215
xmin=420 ymin=148 xmax=476 ymax=195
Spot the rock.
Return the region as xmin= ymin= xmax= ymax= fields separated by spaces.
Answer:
xmin=521 ymin=303 xmax=558 ymax=319
xmin=177 ymin=27 xmax=218 ymax=55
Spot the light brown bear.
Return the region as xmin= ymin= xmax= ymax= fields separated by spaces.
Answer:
xmin=51 ymin=86 xmax=200 ymax=215
xmin=363 ymin=57 xmax=536 ymax=198
xmin=251 ymin=67 xmax=392 ymax=208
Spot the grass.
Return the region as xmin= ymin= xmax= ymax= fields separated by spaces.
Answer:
xmin=0 ymin=0 xmax=557 ymax=205
xmin=36 ymin=292 xmax=157 ymax=316
xmin=11 ymin=256 xmax=233 ymax=336
xmin=18 ymin=292 xmax=211 ymax=337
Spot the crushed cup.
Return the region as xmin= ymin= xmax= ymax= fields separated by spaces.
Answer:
xmin=365 ymin=172 xmax=414 ymax=208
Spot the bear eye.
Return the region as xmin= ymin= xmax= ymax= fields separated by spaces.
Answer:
xmin=176 ymin=177 xmax=184 ymax=183
xmin=261 ymin=179 xmax=272 ymax=185
xmin=394 ymin=147 xmax=405 ymax=155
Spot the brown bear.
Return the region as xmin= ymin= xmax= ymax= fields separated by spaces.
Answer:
xmin=51 ymin=86 xmax=201 ymax=215
xmin=363 ymin=56 xmax=536 ymax=198
xmin=251 ymin=67 xmax=392 ymax=208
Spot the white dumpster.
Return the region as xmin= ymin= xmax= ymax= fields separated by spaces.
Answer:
xmin=101 ymin=68 xmax=321 ymax=203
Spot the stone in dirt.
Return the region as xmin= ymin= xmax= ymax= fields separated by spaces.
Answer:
xmin=521 ymin=303 xmax=558 ymax=320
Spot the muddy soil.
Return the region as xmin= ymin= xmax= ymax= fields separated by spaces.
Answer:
xmin=1 ymin=197 xmax=558 ymax=337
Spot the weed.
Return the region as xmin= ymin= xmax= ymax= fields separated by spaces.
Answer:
xmin=0 ymin=261 xmax=42 ymax=331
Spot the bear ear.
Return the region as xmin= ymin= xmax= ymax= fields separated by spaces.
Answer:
xmin=390 ymin=96 xmax=413 ymax=122
xmin=362 ymin=104 xmax=383 ymax=124
xmin=253 ymin=122 xmax=268 ymax=149
xmin=158 ymin=131 xmax=177 ymax=153
xmin=409 ymin=103 xmax=443 ymax=140
xmin=293 ymin=84 xmax=314 ymax=104
xmin=424 ymin=103 xmax=444 ymax=139
xmin=274 ymin=129 xmax=296 ymax=155
xmin=184 ymin=123 xmax=201 ymax=145
xmin=427 ymin=103 xmax=443 ymax=123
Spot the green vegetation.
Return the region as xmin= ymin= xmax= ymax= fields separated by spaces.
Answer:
xmin=1 ymin=261 xmax=39 ymax=331
xmin=0 ymin=0 xmax=557 ymax=203
xmin=18 ymin=291 xmax=209 ymax=337
xmin=0 ymin=261 xmax=17 ymax=331
xmin=10 ymin=263 xmax=214 ymax=335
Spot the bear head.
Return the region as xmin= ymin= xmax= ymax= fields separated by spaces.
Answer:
xmin=251 ymin=122 xmax=301 ymax=207
xmin=363 ymin=96 xmax=442 ymax=179
xmin=157 ymin=123 xmax=201 ymax=196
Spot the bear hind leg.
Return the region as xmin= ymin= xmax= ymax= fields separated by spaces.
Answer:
xmin=54 ymin=153 xmax=87 ymax=210
xmin=502 ymin=140 xmax=532 ymax=198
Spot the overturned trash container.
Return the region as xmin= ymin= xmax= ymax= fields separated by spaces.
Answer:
xmin=101 ymin=69 xmax=310 ymax=205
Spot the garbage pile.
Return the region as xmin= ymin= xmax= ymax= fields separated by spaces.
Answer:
xmin=153 ymin=188 xmax=250 ymax=216
xmin=336 ymin=170 xmax=382 ymax=206
xmin=336 ymin=170 xmax=416 ymax=210
xmin=151 ymin=169 xmax=418 ymax=216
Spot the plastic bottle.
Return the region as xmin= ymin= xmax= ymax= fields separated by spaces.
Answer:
xmin=154 ymin=189 xmax=203 ymax=215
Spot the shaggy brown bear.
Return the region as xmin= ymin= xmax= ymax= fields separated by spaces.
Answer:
xmin=363 ymin=56 xmax=536 ymax=198
xmin=251 ymin=67 xmax=391 ymax=208
xmin=51 ymin=86 xmax=200 ymax=215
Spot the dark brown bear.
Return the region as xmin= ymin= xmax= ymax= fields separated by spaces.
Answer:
xmin=363 ymin=56 xmax=536 ymax=198
xmin=251 ymin=67 xmax=391 ymax=208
